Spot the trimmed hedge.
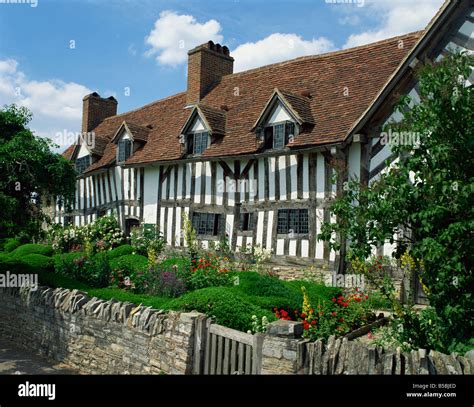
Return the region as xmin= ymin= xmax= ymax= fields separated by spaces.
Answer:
xmin=3 ymin=238 xmax=21 ymax=253
xmin=108 ymin=245 xmax=134 ymax=260
xmin=109 ymin=254 xmax=148 ymax=274
xmin=167 ymin=287 xmax=275 ymax=332
xmin=10 ymin=244 xmax=53 ymax=258
xmin=21 ymin=254 xmax=54 ymax=273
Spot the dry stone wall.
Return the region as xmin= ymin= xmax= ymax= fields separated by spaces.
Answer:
xmin=0 ymin=286 xmax=199 ymax=374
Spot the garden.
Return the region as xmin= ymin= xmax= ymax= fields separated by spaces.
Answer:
xmin=0 ymin=214 xmax=392 ymax=340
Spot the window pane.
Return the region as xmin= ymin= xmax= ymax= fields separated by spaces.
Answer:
xmin=193 ymin=132 xmax=208 ymax=154
xmin=277 ymin=209 xmax=288 ymax=234
xmin=273 ymin=124 xmax=285 ymax=149
xmin=76 ymin=155 xmax=90 ymax=173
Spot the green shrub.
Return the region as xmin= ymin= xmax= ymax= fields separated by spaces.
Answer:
xmin=3 ymin=238 xmax=21 ymax=253
xmin=108 ymin=244 xmax=134 ymax=260
xmin=0 ymin=257 xmax=33 ymax=274
xmin=10 ymin=244 xmax=53 ymax=258
xmin=159 ymin=256 xmax=191 ymax=273
xmin=109 ymin=254 xmax=148 ymax=274
xmin=235 ymin=272 xmax=294 ymax=297
xmin=54 ymin=252 xmax=87 ymax=278
xmin=284 ymin=280 xmax=341 ymax=307
xmin=168 ymin=287 xmax=274 ymax=332
xmin=21 ymin=254 xmax=54 ymax=272
xmin=81 ymin=252 xmax=111 ymax=288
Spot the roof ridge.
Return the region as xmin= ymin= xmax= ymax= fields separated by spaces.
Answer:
xmin=227 ymin=31 xmax=424 ymax=79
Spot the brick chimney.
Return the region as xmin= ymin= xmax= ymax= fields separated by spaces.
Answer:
xmin=82 ymin=92 xmax=118 ymax=133
xmin=187 ymin=41 xmax=234 ymax=106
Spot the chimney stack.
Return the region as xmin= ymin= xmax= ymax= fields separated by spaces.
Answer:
xmin=82 ymin=92 xmax=118 ymax=134
xmin=187 ymin=41 xmax=234 ymax=106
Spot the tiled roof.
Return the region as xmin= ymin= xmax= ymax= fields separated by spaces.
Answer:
xmin=278 ymin=89 xmax=315 ymax=125
xmin=197 ymin=105 xmax=226 ymax=136
xmin=61 ymin=31 xmax=422 ymax=173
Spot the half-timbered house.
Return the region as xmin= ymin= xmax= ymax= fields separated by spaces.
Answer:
xmin=58 ymin=0 xmax=473 ymax=269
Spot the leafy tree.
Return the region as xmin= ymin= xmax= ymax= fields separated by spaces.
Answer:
xmin=319 ymin=53 xmax=474 ymax=351
xmin=0 ymin=105 xmax=76 ymax=240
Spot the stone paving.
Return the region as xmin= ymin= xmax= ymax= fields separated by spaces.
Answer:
xmin=0 ymin=338 xmax=79 ymax=375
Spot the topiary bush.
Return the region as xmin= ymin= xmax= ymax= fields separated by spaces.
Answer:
xmin=3 ymin=238 xmax=21 ymax=253
xmin=21 ymin=254 xmax=54 ymax=273
xmin=167 ymin=287 xmax=275 ymax=332
xmin=10 ymin=244 xmax=53 ymax=258
xmin=108 ymin=244 xmax=134 ymax=260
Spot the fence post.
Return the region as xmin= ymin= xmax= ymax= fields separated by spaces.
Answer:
xmin=252 ymin=333 xmax=265 ymax=375
xmin=192 ymin=314 xmax=210 ymax=375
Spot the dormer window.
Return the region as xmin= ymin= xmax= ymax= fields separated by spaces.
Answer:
xmin=118 ymin=139 xmax=132 ymax=163
xmin=253 ymin=89 xmax=314 ymax=151
xmin=75 ymin=155 xmax=91 ymax=173
xmin=264 ymin=121 xmax=295 ymax=150
xmin=188 ymin=131 xmax=209 ymax=155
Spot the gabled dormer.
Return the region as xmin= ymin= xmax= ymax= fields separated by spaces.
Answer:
xmin=111 ymin=121 xmax=150 ymax=165
xmin=179 ymin=105 xmax=226 ymax=156
xmin=253 ymin=88 xmax=315 ymax=150
xmin=71 ymin=133 xmax=98 ymax=174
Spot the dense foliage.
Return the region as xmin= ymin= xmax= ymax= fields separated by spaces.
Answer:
xmin=319 ymin=53 xmax=474 ymax=352
xmin=0 ymin=105 xmax=76 ymax=239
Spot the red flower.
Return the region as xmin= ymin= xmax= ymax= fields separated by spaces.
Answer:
xmin=339 ymin=317 xmax=345 ymax=322
xmin=300 ymin=313 xmax=307 ymax=319
xmin=331 ymin=312 xmax=337 ymax=317
xmin=311 ymin=320 xmax=317 ymax=326
xmin=331 ymin=298 xmax=337 ymax=303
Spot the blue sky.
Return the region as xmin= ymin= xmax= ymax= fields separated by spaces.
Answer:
xmin=0 ymin=0 xmax=444 ymax=150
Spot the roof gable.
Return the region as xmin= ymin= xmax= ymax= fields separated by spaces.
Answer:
xmin=252 ymin=88 xmax=314 ymax=130
xmin=180 ymin=105 xmax=226 ymax=137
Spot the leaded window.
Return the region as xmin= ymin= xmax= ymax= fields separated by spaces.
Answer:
xmin=192 ymin=212 xmax=220 ymax=235
xmin=75 ymin=155 xmax=91 ymax=173
xmin=118 ymin=139 xmax=132 ymax=163
xmin=264 ymin=121 xmax=296 ymax=150
xmin=191 ymin=132 xmax=209 ymax=155
xmin=277 ymin=209 xmax=309 ymax=234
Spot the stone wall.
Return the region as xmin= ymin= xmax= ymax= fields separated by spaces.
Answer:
xmin=0 ymin=286 xmax=199 ymax=374
xmin=260 ymin=322 xmax=474 ymax=375
xmin=0 ymin=286 xmax=471 ymax=375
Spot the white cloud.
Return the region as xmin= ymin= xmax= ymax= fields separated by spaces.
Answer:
xmin=232 ymin=33 xmax=335 ymax=72
xmin=145 ymin=10 xmax=223 ymax=66
xmin=343 ymin=0 xmax=444 ymax=48
xmin=0 ymin=59 xmax=92 ymax=151
xmin=145 ymin=11 xmax=335 ymax=72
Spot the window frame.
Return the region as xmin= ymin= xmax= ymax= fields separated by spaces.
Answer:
xmin=117 ymin=138 xmax=133 ymax=163
xmin=276 ymin=208 xmax=309 ymax=235
xmin=263 ymin=120 xmax=296 ymax=150
xmin=192 ymin=212 xmax=220 ymax=236
xmin=239 ymin=212 xmax=255 ymax=232
xmin=187 ymin=130 xmax=209 ymax=155
xmin=75 ymin=155 xmax=91 ymax=173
